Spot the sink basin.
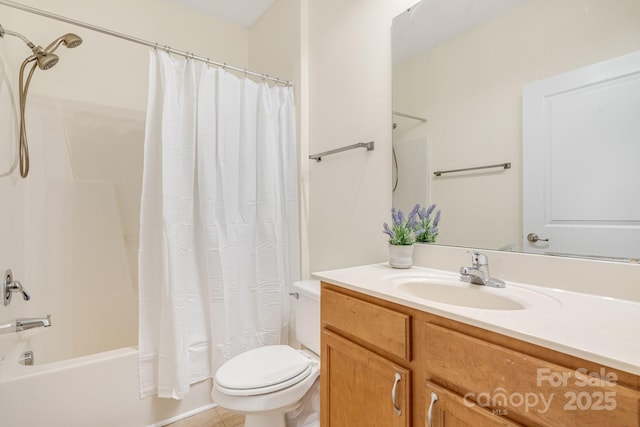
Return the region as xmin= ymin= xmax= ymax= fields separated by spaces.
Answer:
xmin=390 ymin=276 xmax=561 ymax=311
xmin=396 ymin=280 xmax=525 ymax=310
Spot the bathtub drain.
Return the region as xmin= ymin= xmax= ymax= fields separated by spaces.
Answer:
xmin=20 ymin=351 xmax=34 ymax=366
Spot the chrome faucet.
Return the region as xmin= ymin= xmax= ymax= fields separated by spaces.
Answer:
xmin=3 ymin=269 xmax=31 ymax=306
xmin=460 ymin=251 xmax=505 ymax=288
xmin=0 ymin=315 xmax=52 ymax=335
xmin=16 ymin=315 xmax=52 ymax=331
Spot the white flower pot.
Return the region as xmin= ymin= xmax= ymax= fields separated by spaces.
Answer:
xmin=389 ymin=244 xmax=414 ymax=269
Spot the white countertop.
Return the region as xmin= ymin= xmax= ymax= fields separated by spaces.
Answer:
xmin=313 ymin=263 xmax=640 ymax=376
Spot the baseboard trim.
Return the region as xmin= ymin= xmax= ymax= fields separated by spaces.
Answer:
xmin=149 ymin=402 xmax=218 ymax=427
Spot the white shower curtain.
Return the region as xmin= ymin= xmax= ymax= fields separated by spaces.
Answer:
xmin=138 ymin=50 xmax=300 ymax=399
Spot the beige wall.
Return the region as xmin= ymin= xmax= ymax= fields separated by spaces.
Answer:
xmin=306 ymin=0 xmax=415 ymax=272
xmin=248 ymin=0 xmax=308 ymax=277
xmin=393 ymin=0 xmax=640 ymax=251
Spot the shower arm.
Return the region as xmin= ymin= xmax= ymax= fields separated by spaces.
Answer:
xmin=0 ymin=24 xmax=29 ymax=44
xmin=0 ymin=24 xmax=39 ymax=51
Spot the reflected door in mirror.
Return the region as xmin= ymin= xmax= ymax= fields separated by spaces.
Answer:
xmin=523 ymin=50 xmax=640 ymax=261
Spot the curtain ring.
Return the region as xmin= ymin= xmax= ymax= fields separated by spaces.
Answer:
xmin=154 ymin=42 xmax=158 ymax=51
xmin=164 ymin=45 xmax=171 ymax=54
xmin=243 ymin=68 xmax=248 ymax=77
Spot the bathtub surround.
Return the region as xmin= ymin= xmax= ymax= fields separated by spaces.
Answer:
xmin=139 ymin=50 xmax=300 ymax=399
xmin=0 ymin=47 xmax=18 ymax=178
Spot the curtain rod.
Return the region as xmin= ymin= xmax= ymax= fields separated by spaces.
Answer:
xmin=0 ymin=0 xmax=292 ymax=87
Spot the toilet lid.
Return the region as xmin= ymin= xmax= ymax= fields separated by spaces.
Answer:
xmin=215 ymin=345 xmax=312 ymax=395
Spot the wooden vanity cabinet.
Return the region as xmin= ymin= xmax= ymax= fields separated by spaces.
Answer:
xmin=320 ymin=282 xmax=640 ymax=427
xmin=424 ymin=323 xmax=640 ymax=427
xmin=322 ymin=330 xmax=411 ymax=426
xmin=321 ymin=287 xmax=411 ymax=426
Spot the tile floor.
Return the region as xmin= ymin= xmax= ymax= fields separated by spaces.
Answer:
xmin=166 ymin=406 xmax=244 ymax=427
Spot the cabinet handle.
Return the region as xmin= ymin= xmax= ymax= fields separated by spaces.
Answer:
xmin=391 ymin=372 xmax=402 ymax=416
xmin=427 ymin=391 xmax=438 ymax=427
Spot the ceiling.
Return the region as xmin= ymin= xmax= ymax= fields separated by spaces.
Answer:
xmin=172 ymin=0 xmax=274 ymax=28
xmin=392 ymin=0 xmax=526 ymax=64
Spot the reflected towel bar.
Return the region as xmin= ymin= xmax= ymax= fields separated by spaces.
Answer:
xmin=309 ymin=141 xmax=374 ymax=162
xmin=434 ymin=162 xmax=511 ymax=176
xmin=392 ymin=111 xmax=427 ymax=122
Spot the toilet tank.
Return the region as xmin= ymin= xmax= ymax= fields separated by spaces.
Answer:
xmin=293 ymin=280 xmax=320 ymax=355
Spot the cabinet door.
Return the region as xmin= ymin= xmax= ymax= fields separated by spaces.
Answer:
xmin=426 ymin=382 xmax=523 ymax=427
xmin=425 ymin=323 xmax=640 ymax=427
xmin=321 ymin=330 xmax=411 ymax=427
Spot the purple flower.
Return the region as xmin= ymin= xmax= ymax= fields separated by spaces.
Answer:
xmin=382 ymin=222 xmax=395 ymax=239
xmin=425 ymin=204 xmax=436 ymax=217
xmin=391 ymin=207 xmax=399 ymax=226
xmin=408 ymin=217 xmax=419 ymax=229
xmin=433 ymin=210 xmax=441 ymax=227
xmin=414 ymin=203 xmax=441 ymax=243
xmin=409 ymin=204 xmax=420 ymax=219
xmin=397 ymin=209 xmax=405 ymax=225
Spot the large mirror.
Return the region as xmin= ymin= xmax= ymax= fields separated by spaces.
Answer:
xmin=392 ymin=0 xmax=640 ymax=262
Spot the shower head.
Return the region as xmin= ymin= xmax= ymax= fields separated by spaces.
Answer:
xmin=0 ymin=24 xmax=62 ymax=70
xmin=1 ymin=23 xmax=83 ymax=178
xmin=32 ymin=51 xmax=59 ymax=70
xmin=44 ymin=33 xmax=83 ymax=53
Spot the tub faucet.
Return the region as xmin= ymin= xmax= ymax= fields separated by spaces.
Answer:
xmin=460 ymin=251 xmax=505 ymax=288
xmin=0 ymin=315 xmax=52 ymax=335
xmin=3 ymin=269 xmax=31 ymax=306
xmin=16 ymin=315 xmax=52 ymax=332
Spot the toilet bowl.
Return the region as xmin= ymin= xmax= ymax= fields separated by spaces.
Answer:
xmin=211 ymin=280 xmax=321 ymax=427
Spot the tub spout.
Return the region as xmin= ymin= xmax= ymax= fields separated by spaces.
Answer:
xmin=0 ymin=315 xmax=52 ymax=335
xmin=15 ymin=315 xmax=52 ymax=332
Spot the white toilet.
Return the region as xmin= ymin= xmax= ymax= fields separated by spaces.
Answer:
xmin=212 ymin=280 xmax=321 ymax=427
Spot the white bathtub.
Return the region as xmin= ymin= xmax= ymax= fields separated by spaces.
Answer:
xmin=0 ymin=342 xmax=215 ymax=427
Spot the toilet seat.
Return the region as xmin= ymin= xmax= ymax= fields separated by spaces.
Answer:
xmin=215 ymin=345 xmax=313 ymax=396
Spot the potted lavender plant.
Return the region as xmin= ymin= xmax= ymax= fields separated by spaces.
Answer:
xmin=382 ymin=205 xmax=423 ymax=268
xmin=415 ymin=204 xmax=441 ymax=244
